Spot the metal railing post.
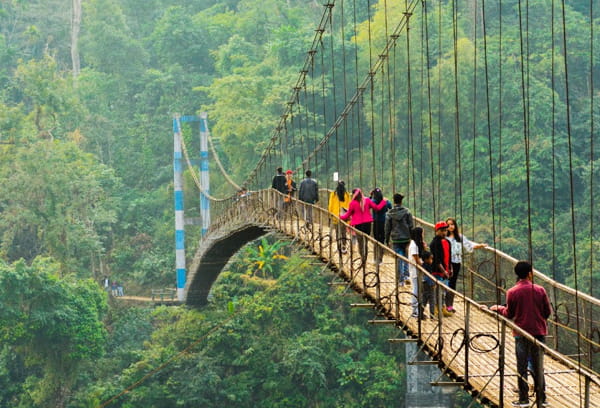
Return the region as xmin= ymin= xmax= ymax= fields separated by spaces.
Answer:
xmin=499 ymin=320 xmax=506 ymax=408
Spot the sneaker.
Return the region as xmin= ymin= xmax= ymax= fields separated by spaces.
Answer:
xmin=446 ymin=306 xmax=456 ymax=313
xmin=541 ymin=400 xmax=549 ymax=407
xmin=511 ymin=401 xmax=529 ymax=407
xmin=434 ymin=308 xmax=452 ymax=317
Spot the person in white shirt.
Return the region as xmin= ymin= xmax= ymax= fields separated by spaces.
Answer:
xmin=444 ymin=217 xmax=486 ymax=313
xmin=408 ymin=227 xmax=426 ymax=317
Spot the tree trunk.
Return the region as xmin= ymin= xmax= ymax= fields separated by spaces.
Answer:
xmin=71 ymin=0 xmax=82 ymax=78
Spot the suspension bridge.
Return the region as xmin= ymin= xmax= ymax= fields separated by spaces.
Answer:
xmin=172 ymin=1 xmax=598 ymax=407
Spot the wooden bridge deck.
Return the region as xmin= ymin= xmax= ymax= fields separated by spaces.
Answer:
xmin=198 ymin=192 xmax=600 ymax=407
xmin=266 ymin=211 xmax=600 ymax=407
xmin=291 ymin=221 xmax=600 ymax=407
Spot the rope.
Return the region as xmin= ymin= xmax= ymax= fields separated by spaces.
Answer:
xmin=380 ymin=60 xmax=385 ymax=185
xmin=177 ymin=117 xmax=229 ymax=202
xmin=497 ymin=0 xmax=504 ymax=257
xmin=388 ymin=6 xmax=398 ymax=194
xmin=207 ymin=132 xmax=242 ymax=191
xmin=319 ymin=35 xmax=327 ymax=175
xmin=306 ymin=46 xmax=317 ymax=171
xmin=423 ymin=0 xmax=437 ymax=222
xmin=588 ymin=0 xmax=595 ymax=306
xmin=560 ymin=0 xmax=584 ymax=399
xmin=327 ymin=3 xmax=339 ymax=178
xmin=387 ymin=0 xmax=396 ymax=192
xmin=340 ymin=0 xmax=350 ymax=187
xmin=298 ymin=1 xmax=421 ymax=176
xmin=438 ymin=0 xmax=443 ymax=216
xmin=370 ymin=65 xmax=376 ymax=188
xmin=517 ymin=0 xmax=534 ymax=260
xmin=298 ymin=84 xmax=306 ymax=170
xmin=588 ymin=0 xmax=596 ymax=369
xmin=551 ymin=0 xmax=560 ymax=350
xmin=417 ymin=3 xmax=425 ymax=216
xmin=480 ymin=0 xmax=500 ymax=311
xmin=469 ymin=0 xmax=476 ymax=241
xmin=303 ymin=79 xmax=310 ymax=171
xmin=244 ymin=1 xmax=335 ymax=186
xmin=405 ymin=7 xmax=414 ymax=201
xmin=352 ymin=0 xmax=362 ymax=187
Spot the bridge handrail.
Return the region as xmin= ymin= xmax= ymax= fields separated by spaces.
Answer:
xmin=421 ymin=258 xmax=600 ymax=388
xmin=476 ymin=300 xmax=600 ymax=387
xmin=209 ymin=188 xmax=600 ymax=303
xmin=151 ymin=288 xmax=177 ymax=301
xmin=204 ymin=188 xmax=600 ymax=381
xmin=332 ymin=208 xmax=600 ymax=382
xmin=315 ymin=187 xmax=600 ymax=308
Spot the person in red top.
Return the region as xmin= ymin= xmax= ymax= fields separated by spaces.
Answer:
xmin=490 ymin=261 xmax=552 ymax=407
xmin=339 ymin=188 xmax=388 ymax=265
xmin=429 ymin=221 xmax=453 ymax=317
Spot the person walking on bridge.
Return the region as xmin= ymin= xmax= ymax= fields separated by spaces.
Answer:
xmin=429 ymin=221 xmax=453 ymax=317
xmin=339 ymin=188 xmax=389 ymax=265
xmin=444 ymin=217 xmax=487 ymax=313
xmin=490 ymin=261 xmax=551 ymax=407
xmin=283 ymin=170 xmax=297 ymax=215
xmin=328 ymin=180 xmax=351 ymax=253
xmin=298 ymin=170 xmax=319 ymax=224
xmin=384 ymin=193 xmax=413 ymax=284
xmin=271 ymin=167 xmax=287 ymax=218
xmin=370 ymin=188 xmax=391 ymax=264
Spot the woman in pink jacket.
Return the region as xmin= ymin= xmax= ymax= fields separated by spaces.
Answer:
xmin=340 ymin=188 xmax=388 ymax=263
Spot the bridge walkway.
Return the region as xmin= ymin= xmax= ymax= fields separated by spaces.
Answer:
xmin=193 ymin=189 xmax=600 ymax=408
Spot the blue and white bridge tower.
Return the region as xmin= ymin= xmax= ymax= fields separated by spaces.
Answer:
xmin=172 ymin=113 xmax=211 ymax=301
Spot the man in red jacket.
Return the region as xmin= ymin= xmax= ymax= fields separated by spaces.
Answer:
xmin=491 ymin=261 xmax=552 ymax=407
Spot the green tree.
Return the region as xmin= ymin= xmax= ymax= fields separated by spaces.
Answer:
xmin=80 ymin=0 xmax=148 ymax=78
xmin=0 ymin=140 xmax=121 ymax=276
xmin=12 ymin=55 xmax=83 ymax=142
xmin=89 ymin=252 xmax=406 ymax=407
xmin=243 ymin=237 xmax=288 ymax=278
xmin=0 ymin=257 xmax=107 ymax=408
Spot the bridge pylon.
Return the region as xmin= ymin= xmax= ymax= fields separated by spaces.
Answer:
xmin=173 ymin=114 xmax=211 ymax=302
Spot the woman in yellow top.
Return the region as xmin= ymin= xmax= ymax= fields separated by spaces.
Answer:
xmin=328 ymin=180 xmax=351 ymax=253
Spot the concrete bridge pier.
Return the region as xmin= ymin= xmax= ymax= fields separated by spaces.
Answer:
xmin=404 ymin=342 xmax=455 ymax=408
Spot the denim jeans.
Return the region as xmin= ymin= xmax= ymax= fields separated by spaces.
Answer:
xmin=393 ymin=242 xmax=409 ymax=281
xmin=515 ymin=335 xmax=546 ymax=403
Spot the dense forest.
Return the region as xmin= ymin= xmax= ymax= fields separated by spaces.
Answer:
xmin=0 ymin=0 xmax=597 ymax=406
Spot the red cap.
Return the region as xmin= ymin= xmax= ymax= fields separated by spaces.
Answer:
xmin=286 ymin=169 xmax=293 ymax=174
xmin=435 ymin=221 xmax=448 ymax=230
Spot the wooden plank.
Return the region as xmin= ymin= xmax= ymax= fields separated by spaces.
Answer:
xmin=267 ymin=213 xmax=600 ymax=408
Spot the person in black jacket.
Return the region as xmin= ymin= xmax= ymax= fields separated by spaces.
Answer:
xmin=298 ymin=170 xmax=319 ymax=224
xmin=429 ymin=221 xmax=453 ymax=317
xmin=271 ymin=167 xmax=287 ymax=218
xmin=384 ymin=193 xmax=413 ymax=283
xmin=370 ymin=188 xmax=391 ymax=264
xmin=272 ymin=167 xmax=287 ymax=193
